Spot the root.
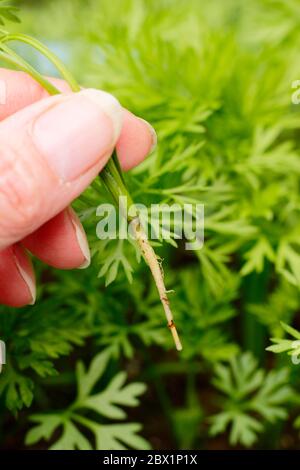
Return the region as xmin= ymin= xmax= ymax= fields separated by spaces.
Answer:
xmin=131 ymin=217 xmax=182 ymax=351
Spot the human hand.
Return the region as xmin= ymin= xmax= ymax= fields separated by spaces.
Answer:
xmin=0 ymin=68 xmax=156 ymax=307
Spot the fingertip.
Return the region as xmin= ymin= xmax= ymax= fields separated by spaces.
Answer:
xmin=23 ymin=208 xmax=90 ymax=270
xmin=116 ymin=110 xmax=157 ymax=171
xmin=68 ymin=207 xmax=91 ymax=269
xmin=0 ymin=245 xmax=36 ymax=308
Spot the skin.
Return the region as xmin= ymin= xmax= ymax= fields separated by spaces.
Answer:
xmin=0 ymin=68 xmax=156 ymax=308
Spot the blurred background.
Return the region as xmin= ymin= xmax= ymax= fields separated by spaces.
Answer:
xmin=1 ymin=0 xmax=300 ymax=450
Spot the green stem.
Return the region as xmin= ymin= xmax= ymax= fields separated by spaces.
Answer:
xmin=0 ymin=33 xmax=80 ymax=92
xmin=0 ymin=44 xmax=60 ymax=95
xmin=101 ymin=153 xmax=137 ymax=220
xmin=242 ymin=264 xmax=270 ymax=362
xmin=72 ymin=413 xmax=98 ymax=431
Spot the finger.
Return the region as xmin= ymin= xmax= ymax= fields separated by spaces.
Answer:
xmin=0 ymin=68 xmax=157 ymax=169
xmin=22 ymin=207 xmax=90 ymax=270
xmin=0 ymin=67 xmax=71 ymax=120
xmin=0 ymin=88 xmax=123 ymax=250
xmin=117 ymin=111 xmax=157 ymax=171
xmin=0 ymin=245 xmax=35 ymax=307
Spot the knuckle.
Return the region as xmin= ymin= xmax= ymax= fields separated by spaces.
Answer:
xmin=0 ymin=144 xmax=43 ymax=238
xmin=19 ymin=71 xmax=47 ymax=102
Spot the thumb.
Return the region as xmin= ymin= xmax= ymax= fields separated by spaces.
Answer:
xmin=0 ymin=89 xmax=123 ymax=249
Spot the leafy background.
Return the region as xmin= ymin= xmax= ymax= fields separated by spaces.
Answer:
xmin=1 ymin=0 xmax=300 ymax=449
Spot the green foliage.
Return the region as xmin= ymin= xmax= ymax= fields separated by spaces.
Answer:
xmin=0 ymin=0 xmax=19 ymax=26
xmin=247 ymin=281 xmax=299 ymax=337
xmin=58 ymin=0 xmax=300 ymax=298
xmin=1 ymin=0 xmax=300 ymax=450
xmin=209 ymin=352 xmax=294 ymax=447
xmin=0 ymin=288 xmax=90 ymax=413
xmin=25 ymin=350 xmax=150 ymax=450
xmin=170 ymin=268 xmax=240 ymax=360
xmin=267 ymin=322 xmax=300 ymax=360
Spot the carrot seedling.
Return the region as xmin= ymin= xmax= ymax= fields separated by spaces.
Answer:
xmin=0 ymin=23 xmax=182 ymax=351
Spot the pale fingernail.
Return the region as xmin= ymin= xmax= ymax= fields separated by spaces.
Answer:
xmin=80 ymin=89 xmax=123 ymax=141
xmin=138 ymin=117 xmax=157 ymax=153
xmin=68 ymin=208 xmax=91 ymax=269
xmin=13 ymin=248 xmax=36 ymax=305
xmin=33 ymin=89 xmax=123 ymax=182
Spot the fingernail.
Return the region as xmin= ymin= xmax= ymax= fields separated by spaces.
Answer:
xmin=33 ymin=89 xmax=123 ymax=182
xmin=68 ymin=208 xmax=91 ymax=269
xmin=13 ymin=247 xmax=36 ymax=305
xmin=138 ymin=117 xmax=157 ymax=153
xmin=80 ymin=89 xmax=123 ymax=141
